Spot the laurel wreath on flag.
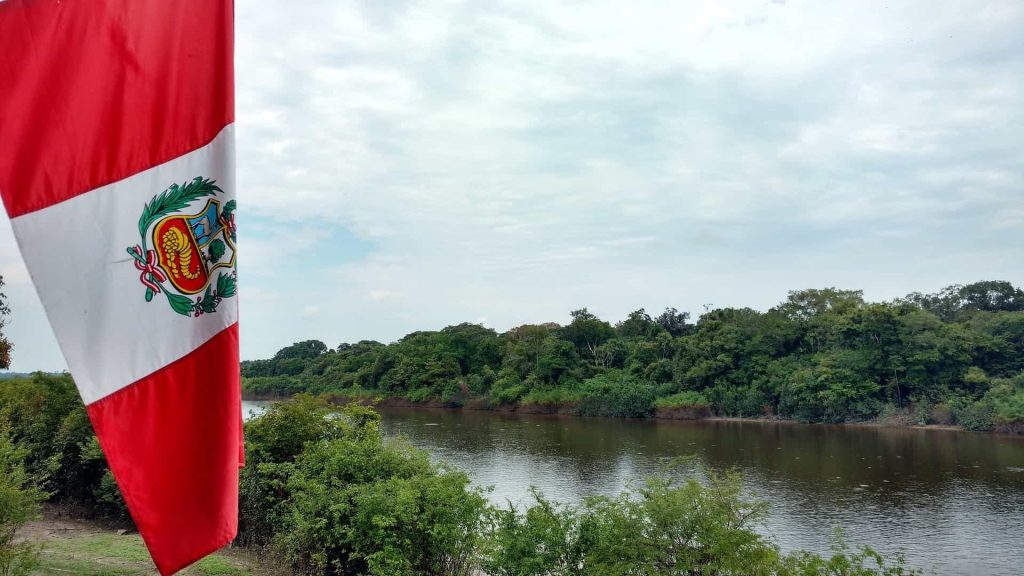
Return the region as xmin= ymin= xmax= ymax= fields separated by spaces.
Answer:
xmin=126 ymin=177 xmax=237 ymax=317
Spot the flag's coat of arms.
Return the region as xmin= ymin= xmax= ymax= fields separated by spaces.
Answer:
xmin=128 ymin=177 xmax=237 ymax=317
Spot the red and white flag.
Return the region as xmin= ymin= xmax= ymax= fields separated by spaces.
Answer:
xmin=0 ymin=1 xmax=241 ymax=574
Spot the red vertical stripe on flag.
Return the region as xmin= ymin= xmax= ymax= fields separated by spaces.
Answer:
xmin=87 ymin=323 xmax=241 ymax=576
xmin=0 ymin=0 xmax=234 ymax=216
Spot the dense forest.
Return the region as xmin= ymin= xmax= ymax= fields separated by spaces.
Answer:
xmin=244 ymin=281 xmax=1024 ymax=432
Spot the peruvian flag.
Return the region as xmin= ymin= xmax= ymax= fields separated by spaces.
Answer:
xmin=0 ymin=1 xmax=241 ymax=574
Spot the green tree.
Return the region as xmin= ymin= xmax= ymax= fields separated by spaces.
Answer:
xmin=0 ymin=421 xmax=42 ymax=576
xmin=655 ymin=307 xmax=693 ymax=337
xmin=0 ymin=374 xmax=127 ymax=519
xmin=904 ymin=281 xmax=1024 ymax=321
xmin=563 ymin=309 xmax=615 ymax=361
xmin=238 ymin=280 xmax=1024 ymax=427
xmin=616 ymin=308 xmax=662 ymax=339
xmin=778 ymin=288 xmax=865 ymax=320
xmin=274 ymin=340 xmax=328 ymax=360
xmin=0 ymin=275 xmax=11 ymax=369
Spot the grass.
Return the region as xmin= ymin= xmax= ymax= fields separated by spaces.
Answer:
xmin=32 ymin=532 xmax=260 ymax=576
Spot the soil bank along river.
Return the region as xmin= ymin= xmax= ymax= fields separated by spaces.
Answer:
xmin=242 ymin=401 xmax=1024 ymax=576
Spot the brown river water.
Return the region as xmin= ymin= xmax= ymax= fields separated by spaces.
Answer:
xmin=242 ymin=401 xmax=1024 ymax=575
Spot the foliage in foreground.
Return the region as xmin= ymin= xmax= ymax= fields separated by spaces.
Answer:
xmin=239 ymin=394 xmax=487 ymax=576
xmin=0 ymin=421 xmax=43 ymax=576
xmin=0 ymin=373 xmax=127 ymax=520
xmin=243 ymin=281 xmax=1024 ymax=429
xmin=481 ymin=470 xmax=918 ymax=576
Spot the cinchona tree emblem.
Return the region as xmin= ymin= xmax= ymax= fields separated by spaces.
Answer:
xmin=127 ymin=177 xmax=237 ymax=317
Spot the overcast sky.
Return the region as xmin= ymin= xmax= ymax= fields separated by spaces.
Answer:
xmin=2 ymin=0 xmax=1023 ymax=372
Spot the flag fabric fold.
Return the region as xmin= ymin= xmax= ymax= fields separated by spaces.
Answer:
xmin=0 ymin=1 xmax=241 ymax=574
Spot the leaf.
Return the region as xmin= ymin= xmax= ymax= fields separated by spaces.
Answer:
xmin=216 ymin=272 xmax=237 ymax=299
xmin=223 ymin=199 xmax=236 ymax=216
xmin=126 ymin=246 xmax=145 ymax=263
xmin=200 ymin=296 xmax=219 ymax=314
xmin=164 ymin=292 xmax=194 ymax=316
xmin=137 ymin=177 xmax=222 ymax=238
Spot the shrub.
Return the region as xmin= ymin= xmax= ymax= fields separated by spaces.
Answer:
xmin=489 ymin=376 xmax=526 ymax=405
xmin=239 ymin=394 xmax=373 ymax=546
xmin=779 ymin=364 xmax=880 ymax=423
xmin=654 ymin=391 xmax=712 ymax=420
xmin=575 ymin=372 xmax=655 ymax=418
xmin=913 ymin=401 xmax=931 ymax=426
xmin=985 ymin=373 xmax=1024 ymax=433
xmin=282 ymin=450 xmax=484 ymax=576
xmin=481 ymin=469 xmax=919 ymax=576
xmin=240 ymin=396 xmax=487 ymax=575
xmin=0 ymin=421 xmax=43 ymax=576
xmin=520 ymin=388 xmax=581 ymax=410
xmin=929 ymin=403 xmax=954 ymax=425
xmin=0 ymin=374 xmax=127 ymax=520
xmin=951 ymin=397 xmax=995 ymax=431
xmin=781 ymin=531 xmax=919 ymax=575
xmin=481 ymin=489 xmax=578 ymax=575
xmin=706 ymin=384 xmax=768 ymax=417
xmin=405 ymin=386 xmax=436 ymax=403
xmin=242 ymin=375 xmax=306 ymax=397
xmin=654 ymin=390 xmax=709 ymax=409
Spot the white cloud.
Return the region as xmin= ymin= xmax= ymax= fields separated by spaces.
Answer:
xmin=3 ymin=0 xmax=1023 ymax=369
xmin=184 ymin=0 xmax=1024 ymax=358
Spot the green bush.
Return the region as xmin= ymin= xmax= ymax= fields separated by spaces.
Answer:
xmin=950 ymin=397 xmax=995 ymax=431
xmin=481 ymin=469 xmax=919 ymax=576
xmin=242 ymin=375 xmax=306 ymax=396
xmin=0 ymin=374 xmax=127 ymax=520
xmin=520 ymin=388 xmax=581 ymax=409
xmin=0 ymin=421 xmax=43 ymax=576
xmin=928 ymin=403 xmax=954 ymax=425
xmin=780 ymin=362 xmax=880 ymax=423
xmin=240 ymin=395 xmax=487 ymax=575
xmin=481 ymin=489 xmax=579 ymax=575
xmin=706 ymin=384 xmax=768 ymax=417
xmin=988 ymin=374 xmax=1024 ymax=423
xmin=654 ymin=390 xmax=708 ymax=409
xmin=489 ymin=376 xmax=526 ymax=405
xmin=405 ymin=386 xmax=436 ymax=403
xmin=782 ymin=531 xmax=919 ymax=576
xmin=575 ymin=372 xmax=655 ymax=418
xmin=239 ymin=394 xmax=371 ymax=546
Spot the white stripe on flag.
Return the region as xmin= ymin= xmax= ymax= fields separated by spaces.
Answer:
xmin=11 ymin=125 xmax=238 ymax=404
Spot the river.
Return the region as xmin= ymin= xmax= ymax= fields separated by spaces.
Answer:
xmin=241 ymin=401 xmax=1024 ymax=575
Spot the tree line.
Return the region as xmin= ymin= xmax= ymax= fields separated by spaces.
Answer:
xmin=243 ymin=280 xmax=1024 ymax=431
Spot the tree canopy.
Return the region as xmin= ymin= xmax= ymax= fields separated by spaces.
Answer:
xmin=242 ymin=280 xmax=1024 ymax=431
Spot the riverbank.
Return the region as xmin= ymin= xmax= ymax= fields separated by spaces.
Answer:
xmin=242 ymin=391 xmax=1009 ymax=434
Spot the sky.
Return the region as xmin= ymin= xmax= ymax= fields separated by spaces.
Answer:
xmin=2 ymin=0 xmax=1023 ymax=372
